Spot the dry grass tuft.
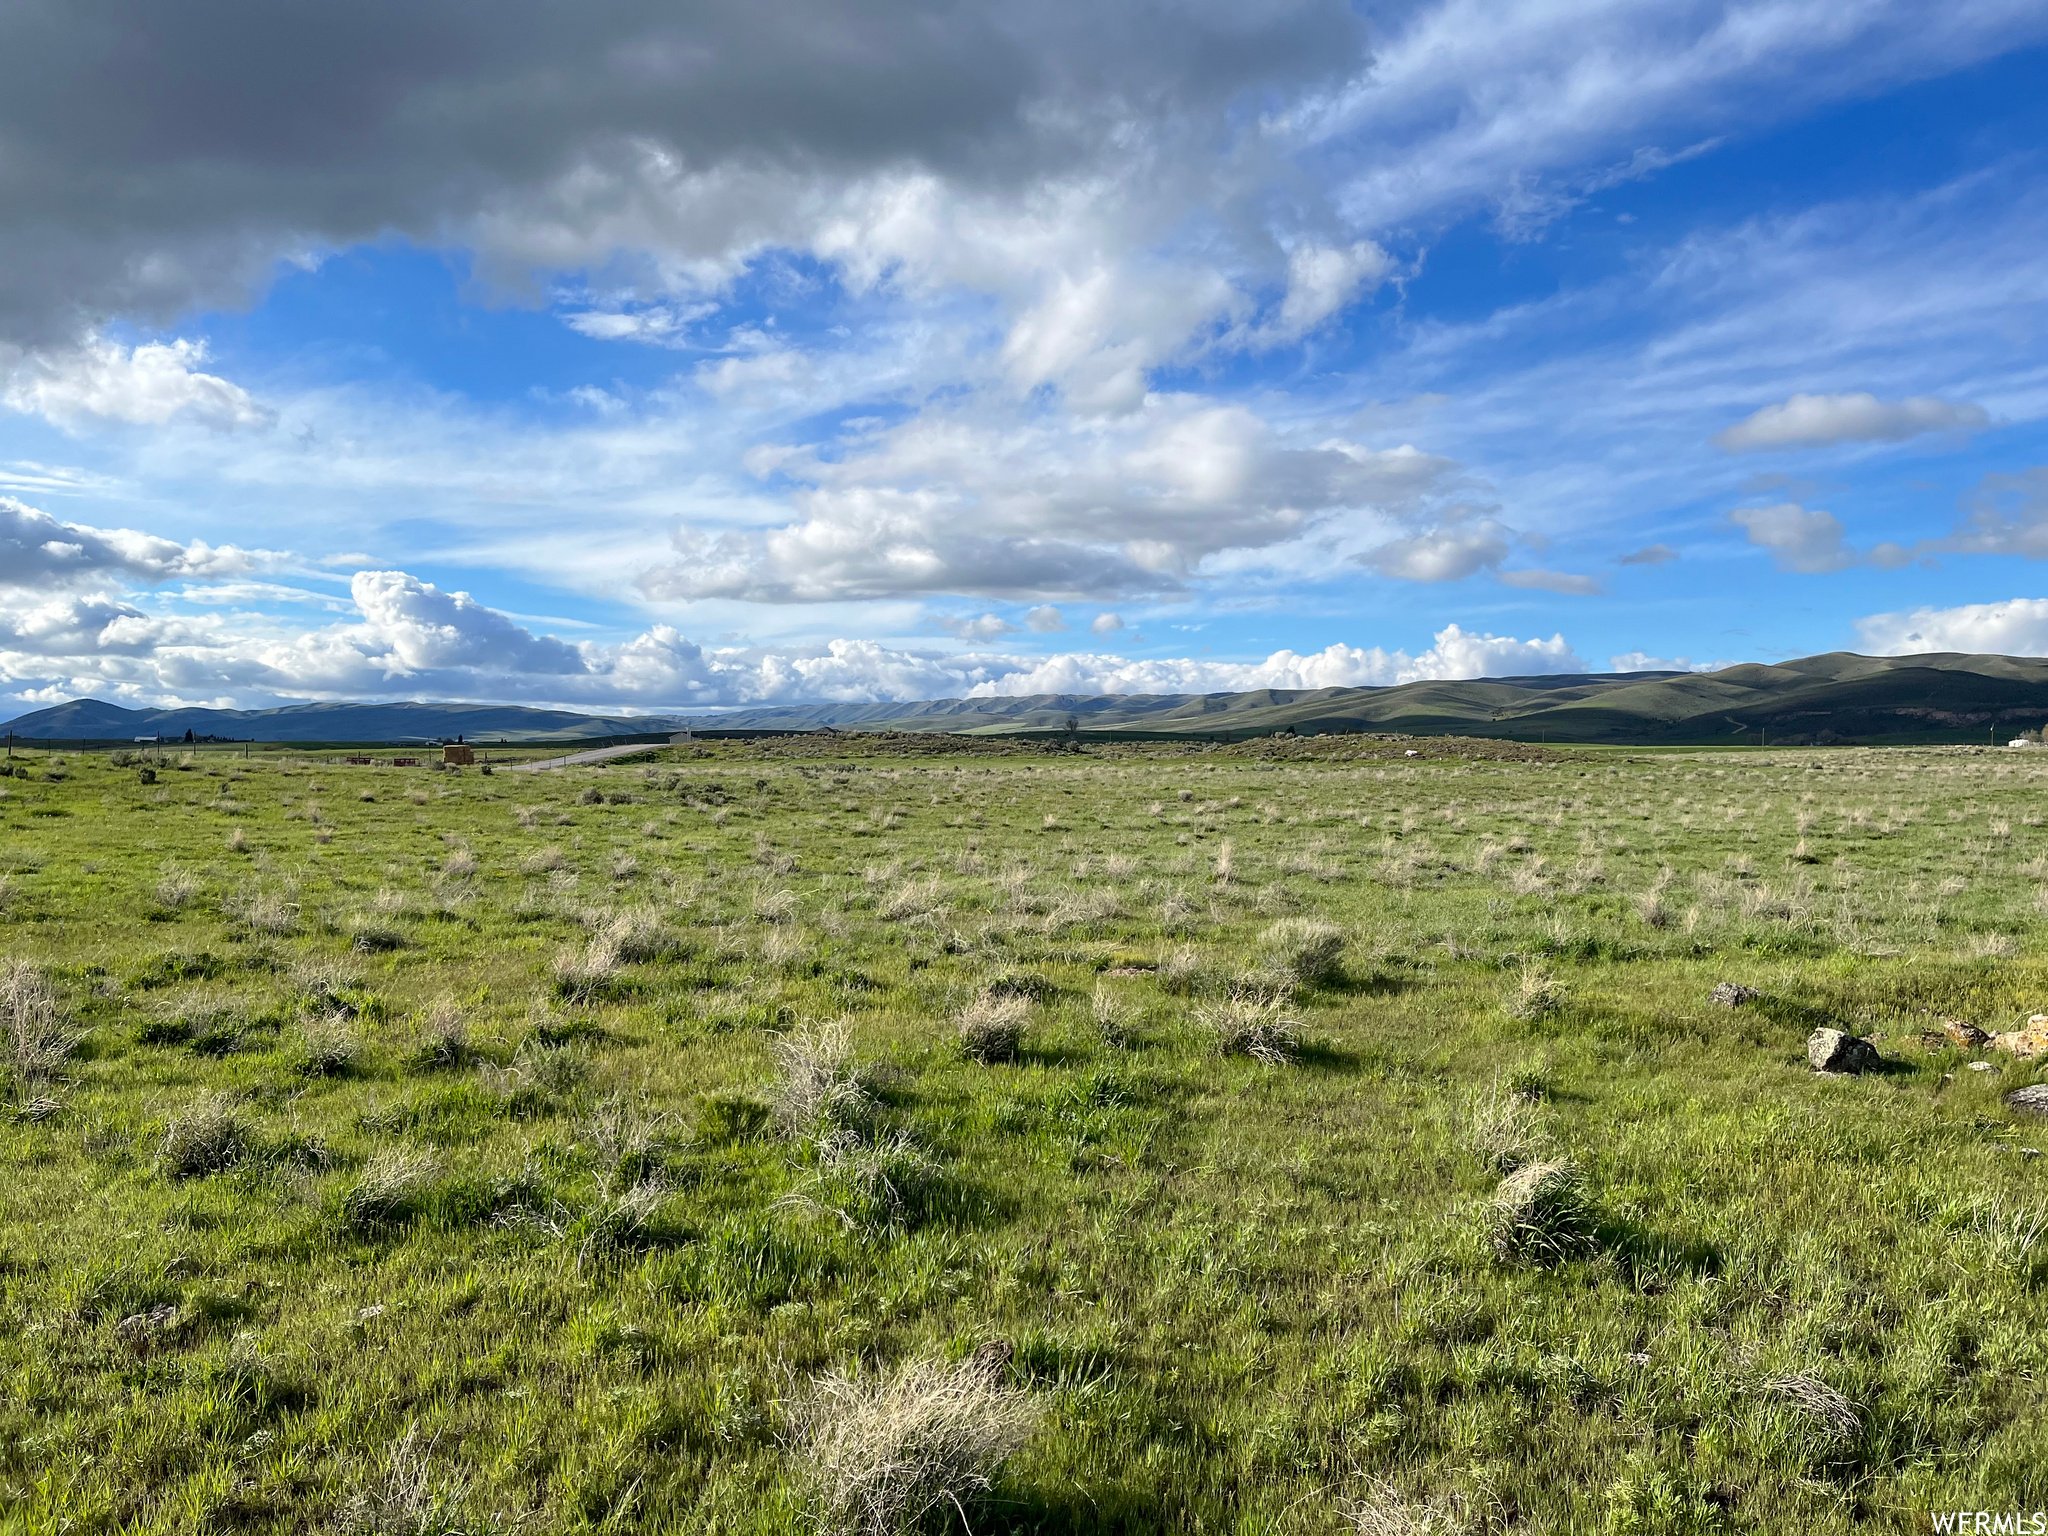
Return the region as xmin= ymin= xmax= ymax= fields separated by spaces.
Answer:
xmin=297 ymin=1015 xmax=363 ymax=1077
xmin=1504 ymin=960 xmax=1565 ymax=1022
xmin=413 ymin=997 xmax=469 ymax=1069
xmin=772 ymin=1018 xmax=873 ymax=1140
xmin=1254 ymin=917 xmax=1346 ymax=987
xmin=878 ymin=877 xmax=947 ymax=923
xmin=1198 ymin=996 xmax=1299 ymax=1065
xmin=552 ymin=935 xmax=623 ymax=1000
xmin=1341 ymin=1481 xmax=1471 ymax=1535
xmin=154 ymin=863 xmax=199 ymax=909
xmin=787 ymin=1352 xmax=1040 ymax=1536
xmin=1091 ymin=984 xmax=1135 ymax=1049
xmin=160 ymin=1092 xmax=247 ymax=1179
xmin=1762 ymin=1372 xmax=1863 ymax=1442
xmin=1487 ymin=1158 xmax=1593 ymax=1262
xmin=2 ymin=962 xmax=78 ymax=1084
xmin=1467 ymin=1084 xmax=1551 ymax=1174
xmin=957 ymin=992 xmax=1030 ymax=1064
xmin=335 ymin=1421 xmax=472 ymax=1535
xmin=342 ymin=1149 xmax=443 ymax=1231
xmin=754 ymin=887 xmax=800 ymax=924
xmin=1157 ymin=946 xmax=1206 ymax=996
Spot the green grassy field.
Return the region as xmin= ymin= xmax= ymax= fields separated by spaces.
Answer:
xmin=5 ymin=738 xmax=2048 ymax=1534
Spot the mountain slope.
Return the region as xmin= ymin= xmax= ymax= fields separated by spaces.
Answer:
xmin=0 ymin=699 xmax=683 ymax=743
xmin=676 ymin=652 xmax=2048 ymax=744
xmin=8 ymin=651 xmax=2047 ymax=745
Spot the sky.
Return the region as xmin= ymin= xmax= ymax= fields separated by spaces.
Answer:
xmin=2 ymin=0 xmax=2047 ymax=718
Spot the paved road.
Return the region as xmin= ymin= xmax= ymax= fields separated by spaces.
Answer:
xmin=499 ymin=742 xmax=671 ymax=773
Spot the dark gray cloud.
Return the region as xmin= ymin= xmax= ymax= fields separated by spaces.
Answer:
xmin=0 ymin=0 xmax=1363 ymax=343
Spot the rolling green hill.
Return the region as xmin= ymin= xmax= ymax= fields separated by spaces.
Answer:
xmin=8 ymin=650 xmax=2046 ymax=746
xmin=0 ymin=699 xmax=682 ymax=744
xmin=677 ymin=650 xmax=2048 ymax=745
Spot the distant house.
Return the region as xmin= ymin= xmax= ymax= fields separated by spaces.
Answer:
xmin=2010 ymin=738 xmax=2038 ymax=749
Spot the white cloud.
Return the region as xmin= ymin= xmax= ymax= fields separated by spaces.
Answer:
xmin=641 ymin=401 xmax=1463 ymax=602
xmin=2 ymin=336 xmax=272 ymax=432
xmin=938 ymin=612 xmax=1016 ymax=640
xmin=1498 ymin=568 xmax=1603 ymax=595
xmin=0 ymin=496 xmax=276 ymax=589
xmin=1854 ymin=597 xmax=2048 ymax=657
xmin=1713 ymin=391 xmax=1987 ymax=451
xmin=1270 ymin=241 xmax=1393 ymax=340
xmin=1360 ymin=521 xmax=1512 ymax=583
xmin=1024 ymin=605 xmax=1066 ymax=633
xmin=1609 ymin=651 xmax=1721 ymax=673
xmin=1090 ymin=611 xmax=1124 ymax=635
xmin=966 ymin=623 xmax=1583 ymax=697
xmin=1730 ymin=502 xmax=1855 ymax=573
xmin=0 ymin=546 xmax=1587 ymax=715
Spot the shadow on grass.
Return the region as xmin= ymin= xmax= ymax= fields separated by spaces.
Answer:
xmin=977 ymin=1482 xmax=1183 ymax=1535
xmin=1594 ymin=1215 xmax=1723 ymax=1287
xmin=1289 ymin=1037 xmax=1364 ymax=1072
xmin=1322 ymin=968 xmax=1423 ymax=999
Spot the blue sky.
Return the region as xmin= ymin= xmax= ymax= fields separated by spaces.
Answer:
xmin=3 ymin=0 xmax=2047 ymax=714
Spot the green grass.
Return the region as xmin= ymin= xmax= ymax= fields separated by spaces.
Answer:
xmin=4 ymin=740 xmax=2048 ymax=1532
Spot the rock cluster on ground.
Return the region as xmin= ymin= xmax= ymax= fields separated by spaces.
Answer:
xmin=2004 ymin=1084 xmax=2048 ymax=1118
xmin=1990 ymin=1016 xmax=2048 ymax=1059
xmin=1942 ymin=1016 xmax=1991 ymax=1048
xmin=1711 ymin=983 xmax=1761 ymax=1008
xmin=1808 ymin=1028 xmax=1882 ymax=1075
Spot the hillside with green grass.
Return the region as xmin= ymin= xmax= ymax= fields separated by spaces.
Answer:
xmin=4 ymin=735 xmax=2048 ymax=1531
xmin=0 ymin=699 xmax=680 ymax=745
xmin=11 ymin=650 xmax=2048 ymax=749
xmin=679 ymin=651 xmax=2048 ymax=745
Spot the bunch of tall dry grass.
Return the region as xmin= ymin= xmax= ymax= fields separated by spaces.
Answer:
xmin=787 ymin=1352 xmax=1039 ymax=1536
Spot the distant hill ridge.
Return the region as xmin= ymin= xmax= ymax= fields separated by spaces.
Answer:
xmin=6 ymin=650 xmax=2047 ymax=746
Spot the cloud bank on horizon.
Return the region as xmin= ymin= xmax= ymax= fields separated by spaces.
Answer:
xmin=1 ymin=0 xmax=2046 ymax=713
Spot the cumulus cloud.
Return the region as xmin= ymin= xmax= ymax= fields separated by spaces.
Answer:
xmin=348 ymin=571 xmax=588 ymax=676
xmin=938 ymin=612 xmax=1017 ymax=640
xmin=1359 ymin=521 xmax=1512 ymax=583
xmin=1854 ymin=597 xmax=2048 ymax=658
xmin=0 ymin=546 xmax=1586 ymax=714
xmin=1713 ymin=392 xmax=1988 ymax=452
xmin=0 ymin=0 xmax=1366 ymax=351
xmin=1024 ymin=605 xmax=1066 ymax=633
xmin=642 ymin=403 xmax=1462 ymax=602
xmin=1090 ymin=611 xmax=1125 ymax=634
xmin=1729 ymin=503 xmax=1855 ymax=573
xmin=1 ymin=335 xmax=271 ymax=432
xmin=0 ymin=497 xmax=276 ymax=589
xmin=968 ymin=624 xmax=1583 ymax=696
